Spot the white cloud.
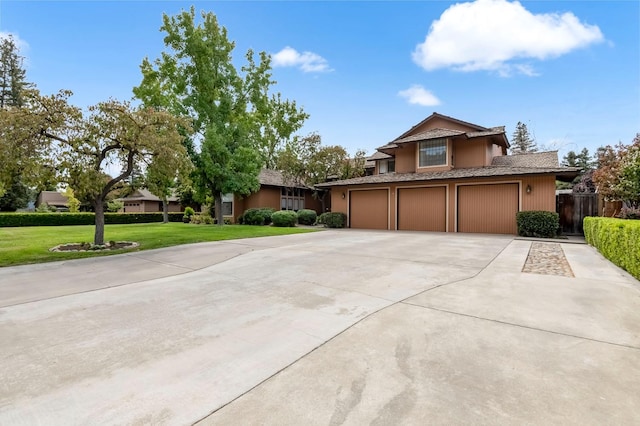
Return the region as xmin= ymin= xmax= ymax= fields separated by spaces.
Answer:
xmin=272 ymin=46 xmax=332 ymax=73
xmin=412 ymin=0 xmax=604 ymax=76
xmin=398 ymin=85 xmax=441 ymax=106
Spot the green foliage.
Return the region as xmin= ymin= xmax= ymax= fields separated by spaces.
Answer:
xmin=584 ymin=217 xmax=640 ymax=280
xmin=183 ymin=206 xmax=195 ymax=218
xmin=0 ymin=176 xmax=30 ymax=211
xmin=516 ymin=211 xmax=560 ymax=238
xmin=240 ymin=207 xmax=276 ymax=225
xmin=106 ymin=200 xmax=123 ymax=213
xmin=593 ymin=135 xmax=640 ymax=207
xmin=189 ymin=213 xmax=214 ymax=224
xmin=318 ymin=212 xmax=347 ymax=228
xmin=134 ymin=8 xmax=305 ymax=226
xmin=0 ymin=212 xmax=184 ymax=227
xmin=271 ymin=210 xmax=297 ymax=227
xmin=63 ymin=187 xmax=81 ymax=212
xmin=296 ymin=209 xmax=317 ymax=225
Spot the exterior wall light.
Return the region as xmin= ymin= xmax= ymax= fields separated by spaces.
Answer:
xmin=526 ymin=184 xmax=532 ymax=194
xmin=341 ymin=192 xmax=346 ymax=199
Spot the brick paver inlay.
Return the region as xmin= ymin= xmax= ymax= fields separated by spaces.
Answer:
xmin=522 ymin=242 xmax=574 ymax=277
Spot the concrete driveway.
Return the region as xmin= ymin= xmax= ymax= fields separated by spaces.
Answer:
xmin=0 ymin=230 xmax=638 ymax=425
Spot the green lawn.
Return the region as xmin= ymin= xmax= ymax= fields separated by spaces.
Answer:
xmin=0 ymin=223 xmax=317 ymax=267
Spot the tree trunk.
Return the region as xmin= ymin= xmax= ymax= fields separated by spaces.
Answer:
xmin=162 ymin=198 xmax=169 ymax=223
xmin=214 ymin=192 xmax=224 ymax=226
xmin=94 ymin=198 xmax=105 ymax=245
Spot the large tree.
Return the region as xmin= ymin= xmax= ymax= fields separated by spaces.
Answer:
xmin=5 ymin=90 xmax=190 ymax=244
xmin=0 ymin=35 xmax=35 ymax=197
xmin=278 ymin=133 xmax=367 ymax=211
xmin=510 ymin=122 xmax=537 ymax=154
xmin=134 ymin=8 xmax=306 ymax=225
xmin=593 ymin=135 xmax=640 ymax=208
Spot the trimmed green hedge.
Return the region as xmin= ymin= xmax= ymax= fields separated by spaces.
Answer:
xmin=0 ymin=212 xmax=184 ymax=227
xmin=516 ymin=211 xmax=559 ymax=238
xmin=317 ymin=212 xmax=347 ymax=228
xmin=297 ymin=209 xmax=317 ymax=226
xmin=584 ymin=217 xmax=640 ymax=280
xmin=271 ymin=210 xmax=298 ymax=227
xmin=239 ymin=208 xmax=276 ymax=225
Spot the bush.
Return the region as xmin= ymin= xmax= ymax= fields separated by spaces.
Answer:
xmin=297 ymin=209 xmax=317 ymax=225
xmin=271 ymin=210 xmax=298 ymax=227
xmin=183 ymin=206 xmax=195 ymax=218
xmin=318 ymin=212 xmax=347 ymax=228
xmin=516 ymin=211 xmax=559 ymax=238
xmin=0 ymin=212 xmax=184 ymax=227
xmin=618 ymin=206 xmax=640 ymax=220
xmin=584 ymin=217 xmax=640 ymax=280
xmin=190 ymin=213 xmax=214 ymax=224
xmin=240 ymin=207 xmax=276 ymax=225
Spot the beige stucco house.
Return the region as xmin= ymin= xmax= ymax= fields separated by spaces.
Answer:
xmin=317 ymin=113 xmax=578 ymax=234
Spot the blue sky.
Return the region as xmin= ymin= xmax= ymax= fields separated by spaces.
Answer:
xmin=1 ymin=0 xmax=638 ymax=162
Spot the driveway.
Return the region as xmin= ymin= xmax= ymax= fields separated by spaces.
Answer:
xmin=0 ymin=230 xmax=638 ymax=425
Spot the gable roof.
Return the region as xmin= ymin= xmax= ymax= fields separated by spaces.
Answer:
xmin=367 ymin=151 xmax=392 ymax=161
xmin=491 ymin=151 xmax=559 ymax=168
xmin=122 ymin=188 xmax=179 ymax=202
xmin=259 ymin=169 xmax=309 ymax=189
xmin=38 ymin=191 xmax=68 ymax=206
xmin=394 ymin=112 xmax=488 ymax=141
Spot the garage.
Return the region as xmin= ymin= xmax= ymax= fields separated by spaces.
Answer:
xmin=457 ymin=183 xmax=519 ymax=234
xmin=397 ymin=187 xmax=446 ymax=232
xmin=349 ymin=189 xmax=388 ymax=229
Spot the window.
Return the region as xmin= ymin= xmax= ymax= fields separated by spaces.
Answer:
xmin=280 ymin=187 xmax=305 ymax=211
xmin=222 ymin=193 xmax=233 ymax=216
xmin=419 ymin=139 xmax=447 ymax=167
xmin=379 ymin=159 xmax=395 ymax=174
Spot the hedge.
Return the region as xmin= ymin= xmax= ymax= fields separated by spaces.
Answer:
xmin=240 ymin=208 xmax=276 ymax=225
xmin=584 ymin=217 xmax=640 ymax=280
xmin=0 ymin=212 xmax=184 ymax=227
xmin=516 ymin=211 xmax=559 ymax=238
xmin=296 ymin=209 xmax=317 ymax=225
xmin=317 ymin=212 xmax=347 ymax=228
xmin=271 ymin=210 xmax=298 ymax=227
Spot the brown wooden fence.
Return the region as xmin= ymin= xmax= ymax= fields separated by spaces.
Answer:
xmin=556 ymin=193 xmax=599 ymax=235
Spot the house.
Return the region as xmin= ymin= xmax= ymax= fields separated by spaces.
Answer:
xmin=231 ymin=169 xmax=323 ymax=222
xmin=36 ymin=191 xmax=69 ymax=211
xmin=121 ymin=189 xmax=182 ymax=213
xmin=316 ymin=113 xmax=578 ymax=234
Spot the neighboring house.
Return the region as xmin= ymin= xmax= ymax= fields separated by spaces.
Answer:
xmin=121 ymin=189 xmax=182 ymax=213
xmin=317 ymin=112 xmax=578 ymax=234
xmin=36 ymin=191 xmax=69 ymax=211
xmin=231 ymin=169 xmax=323 ymax=222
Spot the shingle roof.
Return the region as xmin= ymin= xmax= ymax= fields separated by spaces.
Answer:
xmin=467 ymin=126 xmax=506 ymax=138
xmin=123 ymin=189 xmax=179 ymax=202
xmin=394 ymin=112 xmax=488 ymax=140
xmin=393 ymin=128 xmax=466 ymax=144
xmin=367 ymin=151 xmax=392 ymax=161
xmin=259 ymin=169 xmax=309 ymax=189
xmin=491 ymin=151 xmax=560 ymax=168
xmin=316 ymin=166 xmax=579 ymax=188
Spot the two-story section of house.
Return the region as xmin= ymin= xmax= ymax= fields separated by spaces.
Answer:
xmin=317 ymin=113 xmax=578 ymax=234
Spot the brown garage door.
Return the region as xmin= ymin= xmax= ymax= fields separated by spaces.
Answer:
xmin=457 ymin=184 xmax=519 ymax=234
xmin=350 ymin=189 xmax=388 ymax=229
xmin=397 ymin=187 xmax=446 ymax=232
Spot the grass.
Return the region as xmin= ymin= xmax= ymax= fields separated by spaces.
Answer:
xmin=0 ymin=223 xmax=317 ymax=267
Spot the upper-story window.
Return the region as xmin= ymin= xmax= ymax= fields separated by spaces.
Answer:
xmin=419 ymin=139 xmax=447 ymax=167
xmin=379 ymin=159 xmax=395 ymax=174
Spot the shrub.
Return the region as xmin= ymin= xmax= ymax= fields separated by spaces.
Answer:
xmin=0 ymin=212 xmax=184 ymax=227
xmin=271 ymin=210 xmax=298 ymax=227
xmin=190 ymin=213 xmax=214 ymax=224
xmin=106 ymin=200 xmax=124 ymax=212
xmin=516 ymin=211 xmax=559 ymax=238
xmin=584 ymin=217 xmax=640 ymax=280
xmin=241 ymin=207 xmax=276 ymax=225
xmin=35 ymin=203 xmax=57 ymax=213
xmin=183 ymin=206 xmax=195 ymax=218
xmin=318 ymin=212 xmax=347 ymax=228
xmin=297 ymin=209 xmax=317 ymax=225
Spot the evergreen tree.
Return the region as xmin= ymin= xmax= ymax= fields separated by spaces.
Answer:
xmin=510 ymin=122 xmax=537 ymax=154
xmin=0 ymin=35 xmax=32 ymax=108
